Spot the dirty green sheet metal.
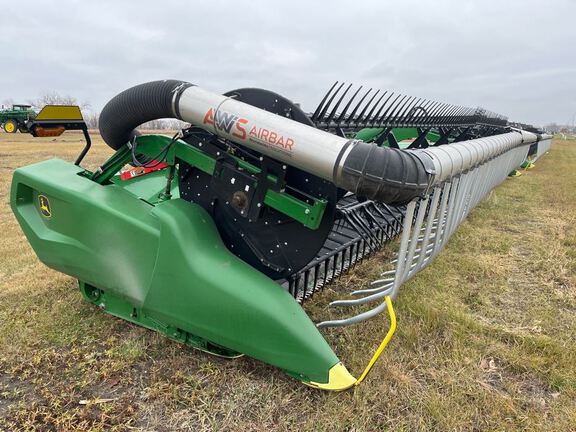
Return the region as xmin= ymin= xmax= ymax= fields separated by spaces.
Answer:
xmin=10 ymin=154 xmax=350 ymax=386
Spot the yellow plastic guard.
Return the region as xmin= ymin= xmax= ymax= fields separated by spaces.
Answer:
xmin=355 ymin=296 xmax=397 ymax=385
xmin=306 ymin=296 xmax=397 ymax=391
xmin=306 ymin=362 xmax=357 ymax=391
xmin=35 ymin=105 xmax=83 ymax=121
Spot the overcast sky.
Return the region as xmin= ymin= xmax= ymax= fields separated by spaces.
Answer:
xmin=1 ymin=0 xmax=574 ymax=126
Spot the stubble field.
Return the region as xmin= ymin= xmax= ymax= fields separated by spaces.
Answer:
xmin=0 ymin=132 xmax=574 ymax=431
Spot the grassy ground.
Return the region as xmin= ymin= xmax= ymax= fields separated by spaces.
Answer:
xmin=0 ymin=132 xmax=574 ymax=431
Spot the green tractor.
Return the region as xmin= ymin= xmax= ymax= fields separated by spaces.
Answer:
xmin=0 ymin=104 xmax=37 ymax=133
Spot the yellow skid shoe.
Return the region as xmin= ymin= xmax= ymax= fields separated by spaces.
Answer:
xmin=305 ymin=296 xmax=397 ymax=392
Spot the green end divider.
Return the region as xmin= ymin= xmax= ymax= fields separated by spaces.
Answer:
xmin=11 ymin=158 xmax=343 ymax=385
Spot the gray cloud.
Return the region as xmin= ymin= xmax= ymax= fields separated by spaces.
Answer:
xmin=1 ymin=0 xmax=574 ymax=126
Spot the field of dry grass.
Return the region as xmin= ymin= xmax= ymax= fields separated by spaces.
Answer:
xmin=0 ymin=132 xmax=575 ymax=431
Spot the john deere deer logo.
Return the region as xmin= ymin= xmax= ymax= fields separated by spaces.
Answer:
xmin=38 ymin=194 xmax=51 ymax=218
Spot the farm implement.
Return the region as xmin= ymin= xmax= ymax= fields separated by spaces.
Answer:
xmin=10 ymin=80 xmax=552 ymax=390
xmin=1 ymin=103 xmax=92 ymax=163
xmin=1 ymin=104 xmax=36 ymax=133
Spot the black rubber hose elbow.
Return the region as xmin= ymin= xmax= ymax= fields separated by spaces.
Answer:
xmin=99 ymin=80 xmax=193 ymax=150
xmin=336 ymin=141 xmax=435 ymax=206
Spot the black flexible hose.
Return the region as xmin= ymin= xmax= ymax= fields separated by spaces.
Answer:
xmin=337 ymin=141 xmax=435 ymax=205
xmin=99 ymin=80 xmax=434 ymax=205
xmin=99 ymin=80 xmax=193 ymax=150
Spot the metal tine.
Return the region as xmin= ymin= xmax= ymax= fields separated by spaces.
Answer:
xmin=456 ymin=106 xmax=471 ymax=124
xmin=382 ymin=94 xmax=407 ymax=125
xmin=406 ymin=99 xmax=433 ymax=125
xmin=330 ymin=285 xmax=394 ymax=307
xmin=442 ymin=104 xmax=461 ymax=122
xmin=458 ymin=106 xmax=472 ymax=123
xmin=452 ymin=106 xmax=467 ymax=124
xmin=388 ymin=95 xmax=412 ymax=124
xmin=317 ymin=82 xmax=346 ymax=123
xmin=468 ymin=109 xmax=476 ymax=123
xmin=439 ymin=105 xmax=458 ymax=125
xmin=403 ymin=101 xmax=423 ymax=126
xmin=420 ymin=100 xmax=443 ymax=125
xmin=340 ymin=211 xmax=375 ymax=251
xmin=374 ymin=203 xmax=403 ymax=236
xmin=390 ymin=200 xmax=418 ymax=298
xmin=464 ymin=107 xmax=477 ymax=123
xmin=401 ymin=196 xmax=429 ymax=281
xmin=369 ymin=276 xmax=395 ymax=286
xmin=436 ymin=104 xmax=458 ymax=125
xmin=375 ymin=93 xmax=402 ymax=126
xmin=361 ymin=204 xmax=389 ymax=244
xmin=437 ymin=104 xmax=457 ymax=124
xmin=381 ymin=269 xmax=397 ymax=276
xmin=410 ymin=188 xmax=442 ymax=277
xmin=370 ymin=92 xmax=395 ymax=126
xmin=325 ymin=83 xmax=353 ymax=126
xmin=347 ymin=88 xmax=373 ymax=125
xmin=397 ymin=95 xmax=419 ymax=123
xmin=320 ymin=145 xmax=521 ymax=326
xmin=463 ymin=107 xmax=476 ymax=123
xmin=397 ymin=97 xmax=422 ymax=126
xmin=336 ymin=86 xmax=363 ymax=124
xmin=317 ymin=300 xmax=388 ymax=328
xmin=428 ymin=102 xmax=452 ymax=124
xmin=368 ymin=205 xmax=400 ymax=243
xmin=363 ymin=91 xmax=388 ymax=126
xmin=428 ymin=103 xmax=454 ymax=126
xmin=389 ymin=95 xmax=413 ymax=123
xmin=420 ymin=101 xmax=439 ymax=125
xmin=371 ymin=271 xmax=396 ymax=284
xmin=361 ymin=204 xmax=389 ymax=245
xmin=354 ymin=276 xmax=395 ymax=292
xmin=456 ymin=106 xmax=472 ymax=124
xmin=356 ymin=89 xmax=382 ymax=125
xmin=347 ymin=210 xmax=381 ymax=248
xmin=394 ymin=96 xmax=418 ymax=126
xmin=420 ymin=99 xmax=438 ymax=120
xmin=421 ymin=101 xmax=443 ymax=124
xmin=311 ymin=81 xmax=338 ymax=122
xmin=351 ymin=281 xmax=393 ymax=296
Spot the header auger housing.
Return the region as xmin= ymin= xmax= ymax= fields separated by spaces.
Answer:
xmin=10 ymin=79 xmax=551 ymax=390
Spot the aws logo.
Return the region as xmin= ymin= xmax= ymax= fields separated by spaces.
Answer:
xmin=203 ymin=108 xmax=248 ymax=140
xmin=202 ymin=107 xmax=295 ymax=152
xmin=38 ymin=194 xmax=52 ymax=218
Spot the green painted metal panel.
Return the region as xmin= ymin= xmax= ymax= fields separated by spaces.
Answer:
xmin=354 ymin=127 xmax=384 ymax=142
xmin=11 ymin=158 xmax=339 ymax=383
xmin=94 ymin=135 xmax=326 ymax=229
xmin=354 ymin=127 xmax=442 ymax=147
xmin=110 ymin=169 xmax=179 ymax=204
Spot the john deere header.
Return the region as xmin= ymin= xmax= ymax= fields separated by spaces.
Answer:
xmin=10 ymin=79 xmax=551 ymax=390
